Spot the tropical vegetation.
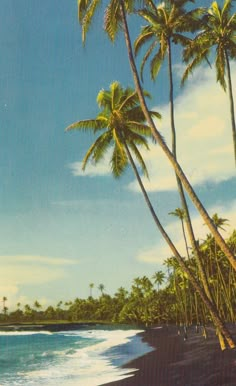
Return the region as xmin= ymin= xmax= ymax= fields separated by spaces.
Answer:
xmin=1 ymin=229 xmax=235 ymax=334
xmin=62 ymin=0 xmax=236 ymax=349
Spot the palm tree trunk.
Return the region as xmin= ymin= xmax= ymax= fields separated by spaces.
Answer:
xmin=119 ymin=0 xmax=236 ymax=273
xmin=123 ymin=139 xmax=235 ymax=349
xmin=167 ymin=39 xmax=216 ymax=309
xmin=225 ymin=50 xmax=236 ymax=167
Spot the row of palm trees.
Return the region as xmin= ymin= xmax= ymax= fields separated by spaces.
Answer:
xmin=66 ymin=0 xmax=236 ymax=349
xmin=1 ymin=230 xmax=236 ymax=334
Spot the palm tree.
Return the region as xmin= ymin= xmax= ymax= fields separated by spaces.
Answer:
xmin=89 ymin=282 xmax=95 ymax=297
xmin=169 ymin=208 xmax=190 ymax=258
xmin=182 ymin=0 xmax=236 ymax=165
xmin=134 ymin=2 xmax=219 ymax=325
xmin=66 ymin=81 xmax=235 ymax=348
xmin=34 ymin=300 xmax=42 ymax=310
xmin=98 ymin=283 xmax=105 ymax=295
xmin=152 ymin=271 xmax=165 ymax=290
xmin=2 ymin=296 xmax=7 ymax=311
xmin=77 ymin=0 xmax=236 ymax=279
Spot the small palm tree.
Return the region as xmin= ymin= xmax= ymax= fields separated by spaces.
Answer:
xmin=89 ymin=283 xmax=95 ymax=297
xmin=152 ymin=271 xmax=165 ymax=291
xmin=182 ymin=0 xmax=236 ymax=165
xmin=2 ymin=296 xmax=7 ymax=311
xmin=169 ymin=208 xmax=190 ymax=258
xmin=98 ymin=283 xmax=105 ymax=295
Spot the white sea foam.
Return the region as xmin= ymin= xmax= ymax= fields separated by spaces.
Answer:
xmin=18 ymin=329 xmax=143 ymax=386
xmin=0 ymin=330 xmax=52 ymax=336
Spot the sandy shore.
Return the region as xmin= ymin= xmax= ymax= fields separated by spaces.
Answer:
xmin=101 ymin=325 xmax=236 ymax=386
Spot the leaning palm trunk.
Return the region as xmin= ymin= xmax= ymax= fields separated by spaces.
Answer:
xmin=225 ymin=50 xmax=236 ymax=166
xmin=119 ymin=0 xmax=236 ymax=274
xmin=123 ymin=140 xmax=235 ymax=349
xmin=167 ymin=39 xmax=221 ymax=328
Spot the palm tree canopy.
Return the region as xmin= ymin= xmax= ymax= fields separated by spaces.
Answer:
xmin=78 ymin=0 xmax=136 ymax=43
xmin=134 ymin=0 xmax=204 ymax=81
xmin=152 ymin=270 xmax=165 ymax=287
xmin=212 ymin=213 xmax=229 ymax=231
xmin=66 ymin=82 xmax=160 ymax=178
xmin=169 ymin=207 xmax=186 ymax=220
xmin=182 ymin=0 xmax=236 ymax=89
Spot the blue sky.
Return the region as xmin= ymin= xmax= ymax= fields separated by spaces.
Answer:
xmin=0 ymin=0 xmax=235 ymax=309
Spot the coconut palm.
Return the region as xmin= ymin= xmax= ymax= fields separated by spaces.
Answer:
xmin=98 ymin=283 xmax=105 ymax=295
xmin=89 ymin=282 xmax=95 ymax=297
xmin=66 ymin=81 xmax=235 ymax=348
xmin=77 ymin=0 xmax=236 ymax=278
xmin=152 ymin=270 xmax=165 ymax=290
xmin=182 ymin=0 xmax=236 ymax=165
xmin=2 ymin=296 xmax=7 ymax=311
xmin=134 ymin=1 xmax=218 ymax=327
xmin=169 ymin=208 xmax=190 ymax=258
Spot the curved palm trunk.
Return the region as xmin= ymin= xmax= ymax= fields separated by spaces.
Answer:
xmin=167 ymin=39 xmax=216 ymax=305
xmin=119 ymin=0 xmax=236 ymax=274
xmin=123 ymin=140 xmax=235 ymax=348
xmin=225 ymin=50 xmax=236 ymax=167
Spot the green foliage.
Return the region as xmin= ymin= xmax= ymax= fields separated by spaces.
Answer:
xmin=66 ymin=81 xmax=160 ymax=179
xmin=2 ymin=229 xmax=235 ymax=326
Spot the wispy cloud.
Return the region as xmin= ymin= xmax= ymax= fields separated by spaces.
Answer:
xmin=128 ymin=62 xmax=236 ymax=192
xmin=137 ymin=200 xmax=236 ymax=265
xmin=68 ymin=160 xmax=110 ymax=177
xmin=0 ymin=255 xmax=76 ymax=308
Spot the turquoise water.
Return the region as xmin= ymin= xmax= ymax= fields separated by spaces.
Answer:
xmin=0 ymin=325 xmax=153 ymax=385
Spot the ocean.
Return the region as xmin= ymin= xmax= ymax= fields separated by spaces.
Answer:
xmin=0 ymin=324 xmax=153 ymax=386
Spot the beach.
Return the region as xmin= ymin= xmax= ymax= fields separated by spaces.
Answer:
xmin=101 ymin=325 xmax=236 ymax=386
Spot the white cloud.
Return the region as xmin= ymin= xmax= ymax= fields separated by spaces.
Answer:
xmin=0 ymin=255 xmax=76 ymax=309
xmin=68 ymin=160 xmax=110 ymax=177
xmin=137 ymin=200 xmax=236 ymax=265
xmin=128 ymin=62 xmax=236 ymax=192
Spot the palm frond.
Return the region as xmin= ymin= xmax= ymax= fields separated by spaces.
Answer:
xmin=127 ymin=122 xmax=153 ymax=137
xmin=104 ymin=0 xmax=121 ymax=42
xmin=134 ymin=26 xmax=154 ymax=56
xmin=128 ymin=142 xmax=149 ymax=178
xmin=119 ymin=91 xmax=139 ymax=112
xmin=65 ymin=118 xmax=107 ymax=132
xmin=81 ymin=130 xmax=113 ymax=170
xmin=78 ymin=0 xmax=90 ymax=23
xmin=181 ymin=49 xmax=210 ymax=86
xmin=140 ymin=40 xmax=157 ymax=82
xmin=150 ymin=47 xmax=165 ymax=80
xmin=110 ymin=81 xmax=122 ymax=109
xmin=150 ymin=110 xmax=162 ymax=120
xmin=138 ymin=8 xmax=162 ymax=27
xmin=97 ymin=89 xmax=112 ymax=110
xmin=215 ymin=45 xmax=227 ymax=90
xmin=81 ymin=0 xmax=101 ymax=43
xmin=111 ymin=143 xmax=128 ymax=178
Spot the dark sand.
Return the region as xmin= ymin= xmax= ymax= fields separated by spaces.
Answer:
xmin=101 ymin=325 xmax=236 ymax=386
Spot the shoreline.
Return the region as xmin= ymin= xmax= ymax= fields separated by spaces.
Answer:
xmin=101 ymin=325 xmax=236 ymax=386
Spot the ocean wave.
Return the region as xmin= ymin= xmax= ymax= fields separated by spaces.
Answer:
xmin=0 ymin=331 xmax=52 ymax=336
xmin=0 ymin=328 xmax=145 ymax=386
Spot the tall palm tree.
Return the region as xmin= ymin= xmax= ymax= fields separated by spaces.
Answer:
xmin=2 ymin=296 xmax=7 ymax=311
xmin=89 ymin=282 xmax=95 ymax=297
xmin=66 ymin=81 xmax=235 ymax=348
xmin=169 ymin=208 xmax=190 ymax=258
xmin=182 ymin=0 xmax=236 ymax=165
xmin=134 ymin=1 xmax=218 ymax=321
xmin=77 ymin=0 xmax=236 ymax=278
